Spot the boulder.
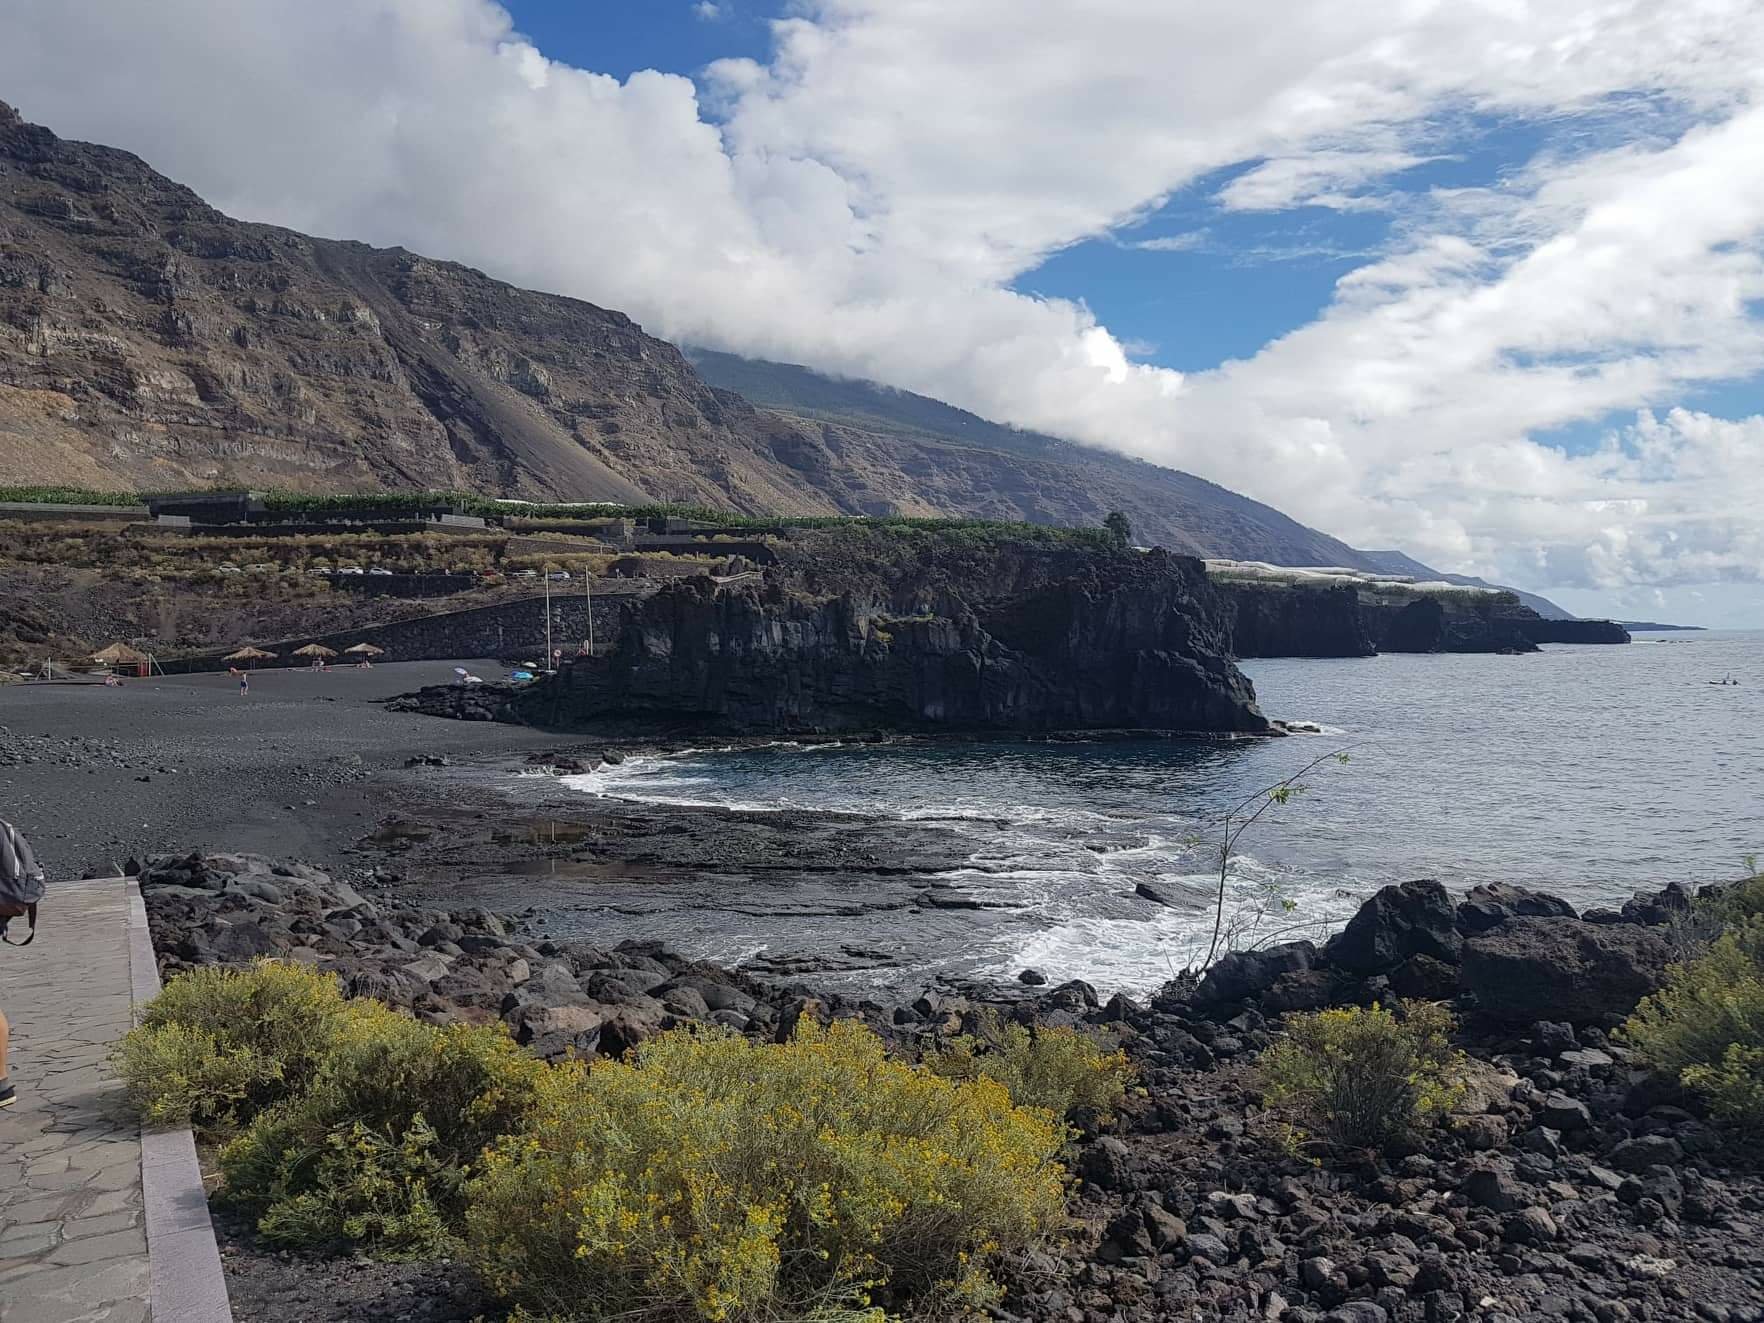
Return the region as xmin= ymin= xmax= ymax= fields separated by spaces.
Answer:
xmin=1328 ymin=881 xmax=1462 ymax=974
xmin=660 ymin=986 xmax=712 ymax=1019
xmin=1460 ymin=917 xmax=1671 ymax=1023
xmin=1194 ymin=940 xmax=1318 ymax=1005
xmin=507 ymin=1003 xmax=605 ymax=1059
xmin=664 ymin=976 xmax=757 ymax=1014
xmin=1461 ymin=1166 xmax=1526 ymax=1212
xmin=400 ymin=954 xmax=451 ymax=984
xmin=1621 ymin=882 xmax=1693 ymax=927
xmin=1389 ymin=953 xmax=1459 ymax=1000
xmin=1539 ymin=1091 xmax=1592 ymax=1131
xmin=1455 ymin=883 xmax=1576 ymax=934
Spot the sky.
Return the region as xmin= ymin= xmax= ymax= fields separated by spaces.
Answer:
xmin=3 ymin=2 xmax=1763 ymax=625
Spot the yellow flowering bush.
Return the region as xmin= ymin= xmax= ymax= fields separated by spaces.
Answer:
xmin=465 ymin=1020 xmax=1070 ymax=1322
xmin=220 ymin=999 xmax=548 ymax=1256
xmin=1622 ymin=920 xmax=1764 ymax=1135
xmin=925 ymin=1012 xmax=1135 ymax=1122
xmin=116 ymin=960 xmax=353 ymax=1133
xmin=1258 ymin=1000 xmax=1463 ymax=1153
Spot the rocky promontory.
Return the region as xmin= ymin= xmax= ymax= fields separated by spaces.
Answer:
xmin=1214 ymin=575 xmax=1632 ymax=659
xmin=401 ymin=543 xmax=1272 ymax=736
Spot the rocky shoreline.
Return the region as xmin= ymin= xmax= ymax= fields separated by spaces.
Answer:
xmin=137 ymin=852 xmax=1764 ymax=1323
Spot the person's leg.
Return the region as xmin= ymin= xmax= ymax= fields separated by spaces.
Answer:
xmin=0 ymin=1005 xmax=13 ymax=1106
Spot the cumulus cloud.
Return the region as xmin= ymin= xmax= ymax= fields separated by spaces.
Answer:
xmin=2 ymin=0 xmax=1763 ymax=620
xmin=693 ymin=2 xmax=722 ymax=19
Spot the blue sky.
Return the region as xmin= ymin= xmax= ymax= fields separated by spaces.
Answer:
xmin=502 ymin=1 xmax=771 ymax=81
xmin=501 ymin=4 xmax=1764 ymax=470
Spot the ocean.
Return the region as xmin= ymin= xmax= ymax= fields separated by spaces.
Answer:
xmin=557 ymin=631 xmax=1764 ymax=996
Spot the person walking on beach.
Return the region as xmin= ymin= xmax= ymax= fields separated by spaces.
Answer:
xmin=232 ymin=666 xmax=249 ymax=696
xmin=0 ymin=818 xmax=47 ymax=1109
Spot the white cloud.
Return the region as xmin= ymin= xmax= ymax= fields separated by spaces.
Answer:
xmin=3 ymin=0 xmax=1764 ymax=622
xmin=1216 ymin=151 xmax=1434 ymax=212
xmin=693 ymin=2 xmax=721 ymax=19
xmin=1128 ymin=232 xmax=1208 ymax=253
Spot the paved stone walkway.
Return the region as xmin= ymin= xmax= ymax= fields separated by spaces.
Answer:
xmin=0 ymin=877 xmax=229 ymax=1322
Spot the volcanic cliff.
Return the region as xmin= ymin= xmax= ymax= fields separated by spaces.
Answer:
xmin=401 ymin=536 xmax=1269 ymax=736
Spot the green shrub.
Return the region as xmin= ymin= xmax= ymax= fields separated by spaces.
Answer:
xmin=219 ymin=1002 xmax=547 ymax=1256
xmin=1708 ymin=872 xmax=1764 ymax=927
xmin=1258 ymin=1000 xmax=1463 ymax=1153
xmin=925 ymin=1013 xmax=1135 ymax=1122
xmin=116 ymin=961 xmax=353 ymax=1133
xmin=464 ymin=1020 xmax=1069 ymax=1322
xmin=1621 ymin=921 xmax=1764 ymax=1134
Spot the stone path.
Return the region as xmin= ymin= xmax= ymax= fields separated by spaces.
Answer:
xmin=0 ymin=877 xmax=230 ymax=1322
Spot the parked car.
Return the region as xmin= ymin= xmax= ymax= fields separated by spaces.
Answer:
xmin=368 ymin=567 xmax=394 ymax=576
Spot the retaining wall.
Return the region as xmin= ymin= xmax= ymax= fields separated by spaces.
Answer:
xmin=156 ymin=587 xmax=656 ymax=674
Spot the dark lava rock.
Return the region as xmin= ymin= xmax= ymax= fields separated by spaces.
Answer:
xmin=1621 ymin=882 xmax=1694 ymax=926
xmin=1607 ymin=1135 xmax=1685 ymax=1172
xmin=1456 ymin=883 xmax=1578 ymax=934
xmin=1328 ymin=880 xmax=1462 ymax=974
xmin=1460 ymin=917 xmax=1671 ymax=1022
xmin=504 ymin=551 xmax=1271 ymax=737
xmin=1463 ymin=1167 xmax=1528 ymax=1212
xmin=1195 ymin=940 xmax=1318 ymax=1005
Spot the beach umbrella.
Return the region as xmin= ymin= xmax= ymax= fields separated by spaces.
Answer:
xmin=292 ymin=644 xmax=338 ymax=658
xmin=224 ymin=645 xmax=276 ymax=670
xmin=91 ymin=642 xmax=149 ymax=667
xmin=343 ymin=643 xmax=384 ymax=656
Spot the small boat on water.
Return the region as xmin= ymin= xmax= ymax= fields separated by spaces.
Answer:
xmin=1708 ymin=673 xmax=1742 ymax=686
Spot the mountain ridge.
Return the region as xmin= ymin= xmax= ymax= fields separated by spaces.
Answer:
xmin=0 ymin=97 xmax=1566 ymax=602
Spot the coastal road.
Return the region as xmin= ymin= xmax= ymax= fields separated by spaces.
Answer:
xmin=0 ymin=661 xmax=573 ymax=879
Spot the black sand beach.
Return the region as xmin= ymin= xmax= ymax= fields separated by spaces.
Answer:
xmin=0 ymin=662 xmax=992 ymax=989
xmin=0 ymin=661 xmax=575 ymax=879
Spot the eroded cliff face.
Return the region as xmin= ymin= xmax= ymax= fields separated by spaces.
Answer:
xmin=510 ymin=548 xmax=1268 ymax=736
xmin=1216 ymin=583 xmax=1376 ymax=659
xmin=1213 ymin=579 xmax=1630 ymax=659
xmin=1361 ymin=598 xmax=1541 ymax=654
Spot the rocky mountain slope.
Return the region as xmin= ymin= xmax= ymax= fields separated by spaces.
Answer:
xmin=689 ymin=348 xmax=1380 ymax=567
xmin=0 ymin=100 xmax=1402 ymax=569
xmin=695 ymin=351 xmax=1587 ymax=618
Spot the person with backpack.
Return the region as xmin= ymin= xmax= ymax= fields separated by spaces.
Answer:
xmin=0 ymin=818 xmax=46 ymax=1109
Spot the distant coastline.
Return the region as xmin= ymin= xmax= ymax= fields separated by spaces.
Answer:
xmin=1619 ymin=620 xmax=1707 ymax=631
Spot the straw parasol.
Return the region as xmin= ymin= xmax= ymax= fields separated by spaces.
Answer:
xmin=292 ymin=644 xmax=338 ymax=658
xmin=343 ymin=643 xmax=384 ymax=656
xmin=224 ymin=646 xmax=276 ymax=670
xmin=91 ymin=642 xmax=149 ymax=667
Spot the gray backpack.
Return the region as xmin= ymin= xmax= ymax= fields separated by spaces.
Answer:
xmin=0 ymin=820 xmax=44 ymax=947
